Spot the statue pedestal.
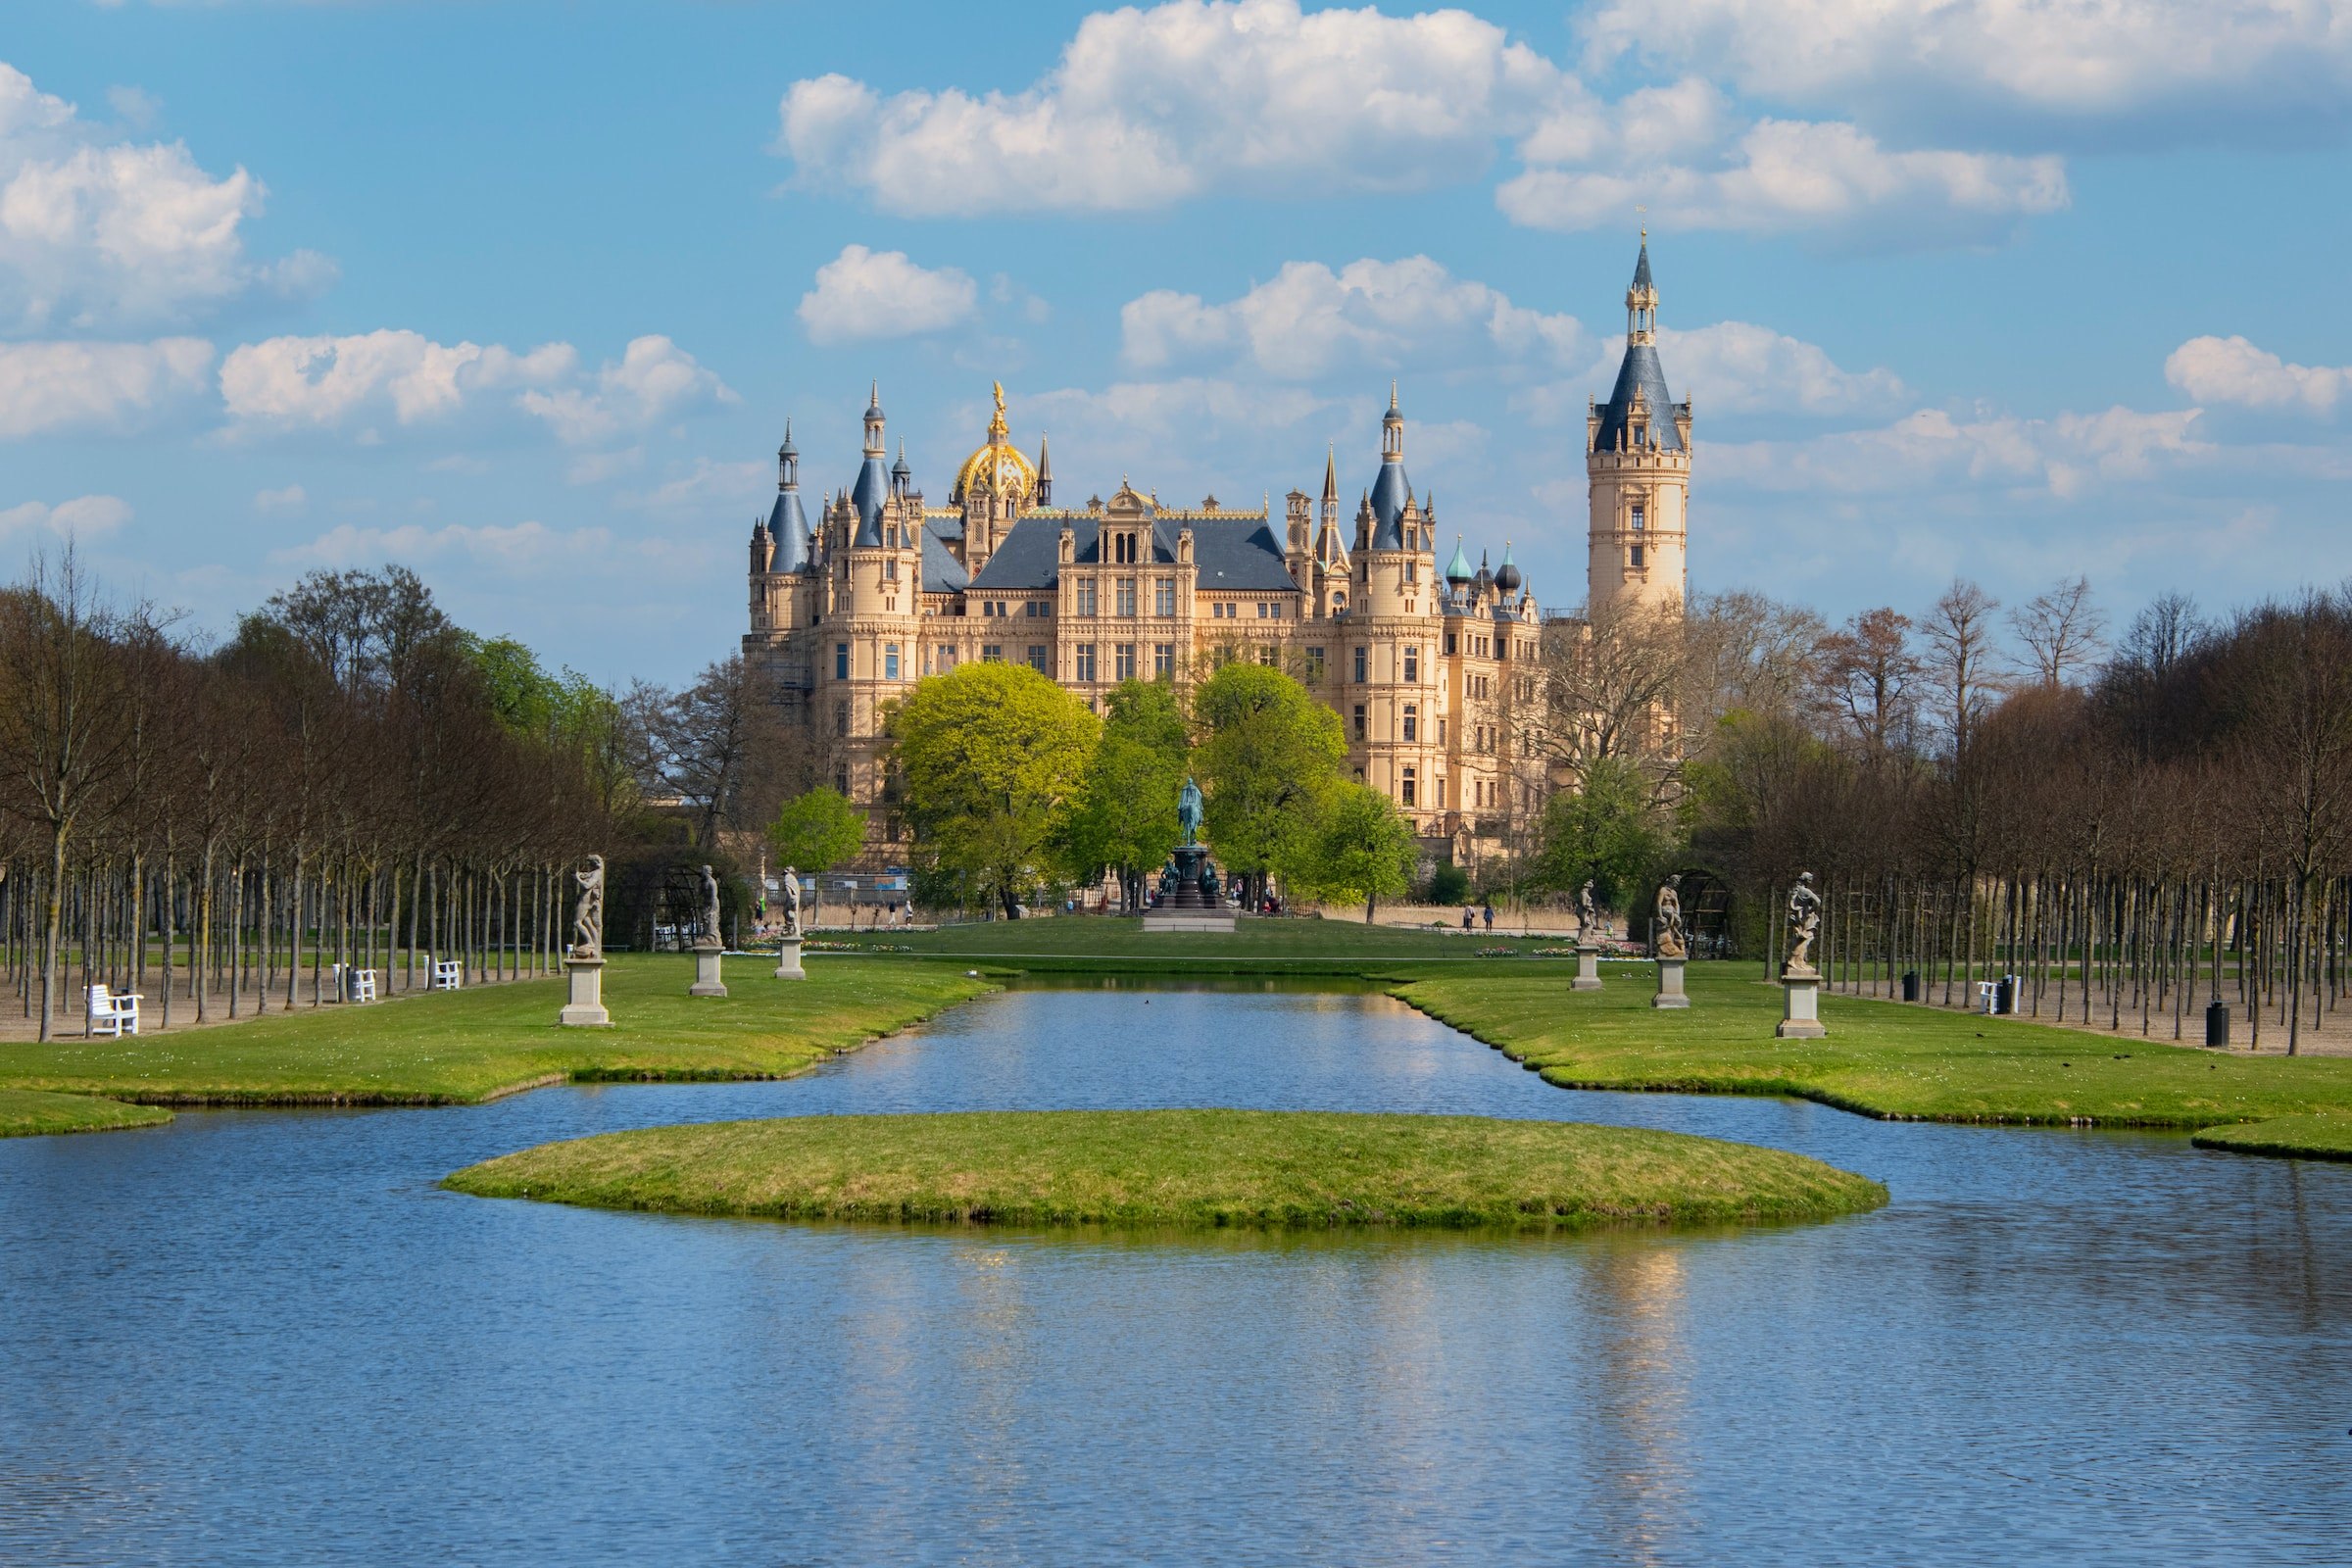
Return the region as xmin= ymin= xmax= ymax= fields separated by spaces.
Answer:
xmin=773 ymin=936 xmax=806 ymax=981
xmin=689 ymin=944 xmax=728 ymax=998
xmin=560 ymin=958 xmax=611 ymax=1027
xmin=1572 ymin=944 xmax=1603 ymax=992
xmin=1777 ymin=970 xmax=1826 ymax=1039
xmin=1652 ymin=956 xmax=1689 ymax=1008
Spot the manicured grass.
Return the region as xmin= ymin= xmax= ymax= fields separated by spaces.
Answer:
xmin=2192 ymin=1114 xmax=2352 ymax=1161
xmin=0 ymin=955 xmax=993 ymax=1106
xmin=818 ymin=916 xmax=1595 ymax=976
xmin=1401 ymin=961 xmax=2352 ymax=1132
xmin=443 ymin=1108 xmax=1887 ymax=1231
xmin=0 ymin=1088 xmax=173 ymax=1137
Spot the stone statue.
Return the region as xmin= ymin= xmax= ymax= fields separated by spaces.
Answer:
xmin=781 ymin=865 xmax=803 ymax=938
xmin=1576 ymin=880 xmax=1597 ymax=942
xmin=1178 ymin=775 xmax=1204 ymax=848
xmin=569 ymin=855 xmax=605 ymax=961
xmin=698 ymin=863 xmax=722 ymax=949
xmin=1200 ymin=858 xmax=1220 ymax=899
xmin=1785 ymin=872 xmax=1822 ymax=975
xmin=1656 ymin=873 xmax=1687 ymax=959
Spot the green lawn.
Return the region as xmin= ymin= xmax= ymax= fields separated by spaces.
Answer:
xmin=0 ymin=1087 xmax=173 ymax=1137
xmin=0 ymin=954 xmax=993 ymax=1106
xmin=818 ymin=915 xmax=1595 ymax=976
xmin=2192 ymin=1113 xmax=2352 ymax=1160
xmin=1402 ymin=961 xmax=2352 ymax=1137
xmin=444 ymin=1107 xmax=1886 ymax=1231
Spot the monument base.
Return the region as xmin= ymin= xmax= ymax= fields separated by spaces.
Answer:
xmin=1777 ymin=971 xmax=1826 ymax=1038
xmin=773 ymin=936 xmax=806 ymax=981
xmin=1652 ymin=956 xmax=1690 ymax=1008
xmin=1143 ymin=911 xmax=1237 ymax=933
xmin=1572 ymin=944 xmax=1603 ymax=992
xmin=559 ymin=959 xmax=611 ymax=1027
xmin=689 ymin=945 xmax=728 ymax=998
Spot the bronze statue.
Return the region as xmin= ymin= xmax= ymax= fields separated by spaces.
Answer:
xmin=569 ymin=855 xmax=605 ymax=961
xmin=1178 ymin=775 xmax=1204 ymax=848
xmin=1785 ymin=872 xmax=1822 ymax=975
xmin=1656 ymin=873 xmax=1687 ymax=959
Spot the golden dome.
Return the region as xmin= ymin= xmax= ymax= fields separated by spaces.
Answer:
xmin=952 ymin=381 xmax=1038 ymax=507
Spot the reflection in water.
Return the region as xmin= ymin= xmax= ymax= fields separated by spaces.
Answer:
xmin=0 ymin=987 xmax=2347 ymax=1566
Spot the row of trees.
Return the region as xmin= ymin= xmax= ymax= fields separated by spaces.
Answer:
xmin=0 ymin=556 xmax=638 ymax=1039
xmin=874 ymin=661 xmax=1419 ymax=921
xmin=1541 ymin=572 xmax=2352 ymax=1054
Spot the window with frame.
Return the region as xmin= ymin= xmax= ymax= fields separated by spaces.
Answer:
xmin=1304 ymin=647 xmax=1326 ymax=682
xmin=1256 ymin=645 xmax=1276 ymax=666
xmin=1631 ymin=545 xmax=1646 ymax=569
xmin=1402 ymin=703 xmax=1417 ymax=742
xmin=1401 ymin=766 xmax=1416 ymax=808
xmin=1153 ymin=643 xmax=1174 ymax=677
xmin=1353 ymin=647 xmax=1368 ymax=683
xmin=982 ymin=644 xmax=1004 ymax=662
xmin=937 ymin=644 xmax=956 ymax=672
xmin=1445 ymin=632 xmax=1456 ymax=655
xmin=1352 ymin=704 xmax=1366 ymax=740
xmin=1077 ymin=581 xmax=1098 ymax=617
xmin=884 ymin=644 xmax=900 ymax=680
xmin=834 ymin=701 xmax=849 ymax=738
xmin=1027 ymin=645 xmax=1050 ymax=674
xmin=1154 ymin=579 xmax=1176 ymax=616
xmin=835 ymin=642 xmax=850 ymax=679
xmin=1076 ymin=644 xmax=1097 ymax=682
xmin=1115 ymin=643 xmax=1136 ymax=680
xmin=1404 ymin=646 xmax=1420 ymax=683
xmin=835 ymin=766 xmax=850 ymax=796
xmin=1631 ymin=502 xmax=1646 ymax=533
xmin=1116 ymin=578 xmax=1136 ymax=616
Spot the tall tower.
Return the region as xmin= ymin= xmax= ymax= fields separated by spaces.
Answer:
xmin=1587 ymin=235 xmax=1691 ymax=616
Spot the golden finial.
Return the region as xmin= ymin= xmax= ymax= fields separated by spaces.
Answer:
xmin=987 ymin=380 xmax=1007 ymax=441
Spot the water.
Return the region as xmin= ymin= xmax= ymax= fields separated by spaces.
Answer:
xmin=2 ymin=981 xmax=2348 ymax=1566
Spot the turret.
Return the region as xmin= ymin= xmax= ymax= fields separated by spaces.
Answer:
xmin=1035 ymin=432 xmax=1052 ymax=507
xmin=851 ymin=385 xmax=888 ymax=549
xmin=766 ymin=419 xmax=810 ymax=573
xmin=1587 ymin=234 xmax=1690 ymax=616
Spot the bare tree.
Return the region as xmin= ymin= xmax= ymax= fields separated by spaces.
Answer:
xmin=1821 ymin=608 xmax=1920 ymax=760
xmin=2010 ymin=574 xmax=2109 ymax=688
xmin=1527 ymin=597 xmax=1688 ymax=791
xmin=1922 ymin=579 xmax=2004 ymax=757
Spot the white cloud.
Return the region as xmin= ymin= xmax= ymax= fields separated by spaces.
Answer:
xmin=105 ymin=86 xmax=162 ymax=131
xmin=1122 ymin=256 xmax=1586 ymax=378
xmin=1551 ymin=321 xmax=1906 ymax=418
xmin=1710 ymin=404 xmax=2211 ymax=500
xmin=0 ymin=336 xmax=212 ymax=436
xmin=1580 ymin=0 xmax=2352 ymax=128
xmin=2166 ymin=335 xmax=2346 ymax=415
xmin=0 ymin=61 xmax=323 ymax=329
xmin=275 ymin=518 xmax=614 ymax=570
xmin=1500 ymin=118 xmax=2067 ymax=244
xmin=619 ymin=458 xmax=769 ymax=515
xmin=776 ymin=0 xmax=1563 ymax=215
xmin=220 ymin=329 xmax=729 ymax=444
xmin=0 ymin=493 xmax=133 ymax=541
xmin=797 ymin=245 xmax=978 ymax=346
xmin=253 ymin=483 xmax=305 ymax=512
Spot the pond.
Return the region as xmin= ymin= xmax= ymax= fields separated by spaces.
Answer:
xmin=2 ymin=981 xmax=2348 ymax=1566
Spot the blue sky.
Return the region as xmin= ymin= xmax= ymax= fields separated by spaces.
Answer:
xmin=4 ymin=0 xmax=2348 ymax=684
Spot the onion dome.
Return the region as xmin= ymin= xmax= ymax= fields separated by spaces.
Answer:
xmin=951 ymin=379 xmax=1038 ymax=508
xmin=1494 ymin=540 xmax=1523 ymax=595
xmin=1445 ymin=534 xmax=1473 ymax=585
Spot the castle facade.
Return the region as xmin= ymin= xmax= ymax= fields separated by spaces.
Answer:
xmin=741 ymin=241 xmax=1689 ymax=868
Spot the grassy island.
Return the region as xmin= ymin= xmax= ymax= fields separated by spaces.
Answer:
xmin=0 ymin=956 xmax=993 ymax=1106
xmin=0 ymin=1088 xmax=173 ymax=1137
xmin=442 ymin=1107 xmax=1888 ymax=1230
xmin=2192 ymin=1113 xmax=2352 ymax=1160
xmin=1400 ymin=962 xmax=2352 ymax=1133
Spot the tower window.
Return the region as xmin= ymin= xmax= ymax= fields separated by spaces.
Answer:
xmin=1304 ymin=647 xmax=1326 ymax=682
xmin=1401 ymin=766 xmax=1416 ymax=808
xmin=835 ymin=642 xmax=850 ymax=679
xmin=1631 ymin=503 xmax=1646 ymax=533
xmin=1352 ymin=705 xmax=1366 ymax=740
xmin=1353 ymin=647 xmax=1368 ymax=683
xmin=834 ymin=701 xmax=849 ymax=738
xmin=884 ymin=644 xmax=901 ymax=680
xmin=1631 ymin=545 xmax=1646 ymax=569
xmin=1404 ymin=647 xmax=1420 ymax=683
xmin=1403 ymin=704 xmax=1418 ymax=742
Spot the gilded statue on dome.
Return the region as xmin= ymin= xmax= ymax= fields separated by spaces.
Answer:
xmin=952 ymin=380 xmax=1039 ymax=508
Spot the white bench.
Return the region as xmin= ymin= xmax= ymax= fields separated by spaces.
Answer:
xmin=432 ymin=960 xmax=464 ymax=991
xmin=87 ymin=985 xmax=140 ymax=1038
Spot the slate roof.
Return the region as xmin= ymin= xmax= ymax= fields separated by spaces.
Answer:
xmin=922 ymin=529 xmax=968 ymax=594
xmin=1593 ymin=342 xmax=1684 ymax=453
xmin=766 ymin=490 xmax=810 ymax=571
xmin=967 ymin=515 xmax=1300 ymax=593
xmin=849 ymin=454 xmax=887 ymax=546
xmin=1368 ymin=459 xmax=1410 ymax=548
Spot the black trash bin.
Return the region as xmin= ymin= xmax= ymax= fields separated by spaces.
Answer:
xmin=1994 ymin=974 xmax=2019 ymax=1015
xmin=2205 ymin=1000 xmax=2230 ymax=1049
xmin=1901 ymin=970 xmax=1920 ymax=1003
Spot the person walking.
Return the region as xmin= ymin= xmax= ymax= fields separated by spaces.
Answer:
xmin=1461 ymin=906 xmax=1474 ymax=931
xmin=1482 ymin=903 xmax=1494 ymax=932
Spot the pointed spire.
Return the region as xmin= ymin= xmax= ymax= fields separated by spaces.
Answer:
xmin=1626 ymin=233 xmax=1658 ymax=346
xmin=1035 ymin=430 xmax=1053 ymax=506
xmin=1322 ymin=444 xmax=1338 ymax=503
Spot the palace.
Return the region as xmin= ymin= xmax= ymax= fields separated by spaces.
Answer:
xmin=741 ymin=239 xmax=1690 ymax=868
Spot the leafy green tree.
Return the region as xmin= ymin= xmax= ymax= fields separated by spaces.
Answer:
xmin=767 ymin=786 xmax=866 ymax=929
xmin=1057 ymin=679 xmax=1190 ymax=910
xmin=1533 ymin=754 xmax=1670 ymax=908
xmin=1279 ymin=782 xmax=1418 ymax=922
xmin=888 ymin=662 xmax=1099 ymax=919
xmin=1191 ymin=662 xmax=1346 ymax=905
